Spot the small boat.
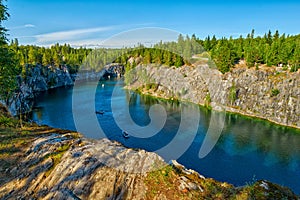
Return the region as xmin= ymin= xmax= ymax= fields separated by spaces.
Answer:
xmin=102 ymin=84 xmax=104 ymax=88
xmin=122 ymin=131 xmax=129 ymax=138
xmin=95 ymin=110 xmax=104 ymax=115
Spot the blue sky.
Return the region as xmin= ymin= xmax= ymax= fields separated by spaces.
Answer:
xmin=4 ymin=0 xmax=300 ymax=47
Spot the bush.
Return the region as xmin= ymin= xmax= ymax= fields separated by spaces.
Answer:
xmin=229 ymin=85 xmax=237 ymax=105
xmin=271 ymin=89 xmax=280 ymax=97
xmin=0 ymin=116 xmax=15 ymax=127
xmin=205 ymin=93 xmax=212 ymax=108
xmin=290 ymin=65 xmax=299 ymax=72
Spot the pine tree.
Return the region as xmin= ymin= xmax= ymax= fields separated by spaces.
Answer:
xmin=0 ymin=1 xmax=18 ymax=107
xmin=28 ymin=46 xmax=38 ymax=64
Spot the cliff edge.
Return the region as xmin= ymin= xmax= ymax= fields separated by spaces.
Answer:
xmin=127 ymin=64 xmax=300 ymax=129
xmin=0 ymin=104 xmax=298 ymax=199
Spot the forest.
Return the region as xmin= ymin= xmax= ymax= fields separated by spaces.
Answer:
xmin=1 ymin=0 xmax=300 ymax=107
xmin=7 ymin=30 xmax=300 ymax=75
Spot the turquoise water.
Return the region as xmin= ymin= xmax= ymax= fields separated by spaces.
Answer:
xmin=31 ymin=78 xmax=300 ymax=194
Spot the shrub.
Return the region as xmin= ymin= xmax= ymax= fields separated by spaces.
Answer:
xmin=205 ymin=93 xmax=212 ymax=109
xmin=290 ymin=65 xmax=299 ymax=72
xmin=229 ymin=85 xmax=237 ymax=105
xmin=0 ymin=116 xmax=15 ymax=127
xmin=271 ymin=89 xmax=280 ymax=97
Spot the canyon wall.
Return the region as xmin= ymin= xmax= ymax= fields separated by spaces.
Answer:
xmin=10 ymin=64 xmax=124 ymax=115
xmin=127 ymin=64 xmax=300 ymax=128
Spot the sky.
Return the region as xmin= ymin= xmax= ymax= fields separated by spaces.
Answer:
xmin=3 ymin=0 xmax=300 ymax=47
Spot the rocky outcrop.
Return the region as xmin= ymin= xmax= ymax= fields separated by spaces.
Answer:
xmin=0 ymin=130 xmax=298 ymax=200
xmin=9 ymin=64 xmax=124 ymax=115
xmin=9 ymin=64 xmax=73 ymax=115
xmin=25 ymin=64 xmax=73 ymax=91
xmin=127 ymin=64 xmax=300 ymax=128
xmin=74 ymin=63 xmax=124 ymax=82
xmin=0 ymin=134 xmax=164 ymax=200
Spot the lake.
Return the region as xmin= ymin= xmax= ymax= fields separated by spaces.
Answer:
xmin=30 ymin=78 xmax=300 ymax=194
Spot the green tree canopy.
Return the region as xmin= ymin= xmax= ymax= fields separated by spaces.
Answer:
xmin=0 ymin=0 xmax=19 ymax=107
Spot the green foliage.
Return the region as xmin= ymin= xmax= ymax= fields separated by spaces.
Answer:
xmin=205 ymin=93 xmax=212 ymax=109
xmin=229 ymin=84 xmax=237 ymax=105
xmin=210 ymin=38 xmax=237 ymax=73
xmin=11 ymin=43 xmax=91 ymax=73
xmin=290 ymin=65 xmax=299 ymax=72
xmin=121 ymin=47 xmax=187 ymax=68
xmin=201 ymin=30 xmax=300 ymax=73
xmin=48 ymin=76 xmax=56 ymax=87
xmin=144 ymin=83 xmax=158 ymax=90
xmin=255 ymin=63 xmax=259 ymax=70
xmin=144 ymin=165 xmax=177 ymax=199
xmin=271 ymin=88 xmax=280 ymax=97
xmin=0 ymin=1 xmax=19 ymax=107
xmin=0 ymin=116 xmax=15 ymax=127
xmin=6 ymin=26 xmax=300 ymax=80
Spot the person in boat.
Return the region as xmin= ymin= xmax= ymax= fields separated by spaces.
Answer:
xmin=122 ymin=131 xmax=129 ymax=138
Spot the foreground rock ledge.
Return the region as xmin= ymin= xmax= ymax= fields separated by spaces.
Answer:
xmin=0 ymin=133 xmax=165 ymax=199
xmin=0 ymin=133 xmax=298 ymax=200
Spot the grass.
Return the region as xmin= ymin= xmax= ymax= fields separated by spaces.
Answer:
xmin=144 ymin=165 xmax=185 ymax=199
xmin=0 ymin=107 xmax=79 ymax=184
xmin=43 ymin=143 xmax=71 ymax=177
xmin=271 ymin=88 xmax=280 ymax=97
xmin=0 ymin=116 xmax=17 ymax=127
xmin=144 ymin=163 xmax=299 ymax=199
xmin=144 ymin=165 xmax=235 ymax=200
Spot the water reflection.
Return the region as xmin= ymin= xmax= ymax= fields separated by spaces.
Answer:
xmin=222 ymin=114 xmax=300 ymax=166
xmin=30 ymin=79 xmax=300 ymax=193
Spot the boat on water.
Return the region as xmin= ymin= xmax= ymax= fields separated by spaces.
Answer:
xmin=122 ymin=131 xmax=129 ymax=138
xmin=95 ymin=110 xmax=104 ymax=115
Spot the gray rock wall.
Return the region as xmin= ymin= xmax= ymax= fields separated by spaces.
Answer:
xmin=128 ymin=64 xmax=300 ymax=128
xmin=10 ymin=65 xmax=74 ymax=115
xmin=10 ymin=64 xmax=124 ymax=115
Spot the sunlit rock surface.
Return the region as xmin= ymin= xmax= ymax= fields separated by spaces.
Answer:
xmin=128 ymin=64 xmax=300 ymax=128
xmin=0 ymin=134 xmax=164 ymax=200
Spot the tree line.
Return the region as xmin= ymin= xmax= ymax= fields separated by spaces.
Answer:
xmin=10 ymin=40 xmax=92 ymax=74
xmin=111 ymin=30 xmax=300 ymax=74
xmin=199 ymin=30 xmax=300 ymax=73
xmin=1 ymin=0 xmax=300 ymax=109
xmin=7 ymin=30 xmax=300 ymax=75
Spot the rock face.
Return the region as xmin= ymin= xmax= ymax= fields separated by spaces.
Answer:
xmin=0 ymin=131 xmax=298 ymax=200
xmin=74 ymin=63 xmax=124 ymax=82
xmin=10 ymin=65 xmax=74 ymax=115
xmin=0 ymin=134 xmax=164 ymax=200
xmin=128 ymin=64 xmax=300 ymax=128
xmin=10 ymin=64 xmax=124 ymax=115
xmin=26 ymin=65 xmax=73 ymax=91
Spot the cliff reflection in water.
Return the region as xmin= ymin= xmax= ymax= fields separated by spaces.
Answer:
xmin=222 ymin=114 xmax=300 ymax=168
xmin=30 ymin=79 xmax=300 ymax=193
xmin=135 ymin=91 xmax=300 ymax=170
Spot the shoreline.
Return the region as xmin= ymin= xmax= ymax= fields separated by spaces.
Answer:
xmin=124 ymin=64 xmax=300 ymax=130
xmin=0 ymin=115 xmax=298 ymax=198
xmin=127 ymin=86 xmax=300 ymax=131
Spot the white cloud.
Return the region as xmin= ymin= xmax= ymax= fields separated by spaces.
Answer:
xmin=34 ymin=26 xmax=116 ymax=44
xmin=24 ymin=24 xmax=35 ymax=28
xmin=36 ymin=27 xmax=179 ymax=48
xmin=9 ymin=24 xmax=36 ymax=30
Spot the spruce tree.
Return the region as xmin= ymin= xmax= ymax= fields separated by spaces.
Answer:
xmin=0 ymin=0 xmax=19 ymax=107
